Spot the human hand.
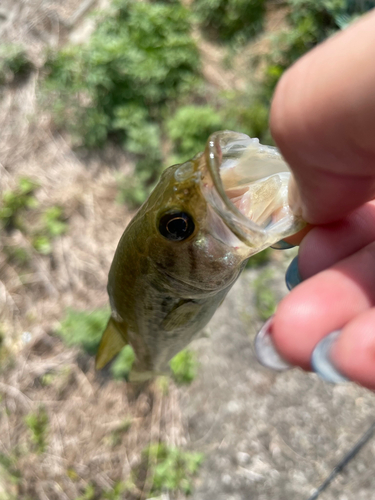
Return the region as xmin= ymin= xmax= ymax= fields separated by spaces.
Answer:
xmin=256 ymin=9 xmax=375 ymax=390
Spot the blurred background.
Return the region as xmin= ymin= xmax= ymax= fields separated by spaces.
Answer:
xmin=1 ymin=0 xmax=375 ymax=498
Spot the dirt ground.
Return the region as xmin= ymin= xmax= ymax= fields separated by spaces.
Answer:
xmin=184 ymin=260 xmax=375 ymax=500
xmin=1 ymin=1 xmax=375 ymax=499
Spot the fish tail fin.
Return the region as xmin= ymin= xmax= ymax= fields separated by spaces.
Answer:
xmin=95 ymin=317 xmax=128 ymax=370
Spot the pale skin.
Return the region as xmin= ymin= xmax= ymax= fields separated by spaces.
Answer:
xmin=269 ymin=9 xmax=375 ymax=390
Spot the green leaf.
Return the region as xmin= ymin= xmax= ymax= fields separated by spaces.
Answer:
xmin=170 ymin=349 xmax=198 ymax=385
xmin=110 ymin=345 xmax=135 ymax=380
xmin=57 ymin=308 xmax=110 ymax=355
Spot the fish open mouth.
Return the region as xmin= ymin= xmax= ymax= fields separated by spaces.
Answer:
xmin=199 ymin=131 xmax=305 ymax=254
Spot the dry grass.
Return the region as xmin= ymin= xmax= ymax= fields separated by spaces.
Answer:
xmin=0 ymin=2 xmax=190 ymax=498
xmin=0 ymin=332 xmax=186 ymax=499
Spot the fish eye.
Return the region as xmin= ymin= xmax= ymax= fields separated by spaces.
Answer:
xmin=158 ymin=211 xmax=195 ymax=242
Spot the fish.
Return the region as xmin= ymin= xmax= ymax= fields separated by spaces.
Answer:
xmin=96 ymin=131 xmax=305 ymax=381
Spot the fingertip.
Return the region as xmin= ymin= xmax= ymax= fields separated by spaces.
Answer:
xmin=332 ymin=309 xmax=375 ymax=390
xmin=272 ymin=285 xmax=318 ymax=370
xmin=272 ymin=258 xmax=373 ymax=372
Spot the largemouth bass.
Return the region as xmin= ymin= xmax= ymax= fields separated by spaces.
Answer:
xmin=96 ymin=131 xmax=304 ymax=380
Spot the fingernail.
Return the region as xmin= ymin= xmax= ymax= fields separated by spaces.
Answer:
xmin=311 ymin=331 xmax=349 ymax=383
xmin=285 ymin=256 xmax=302 ymax=290
xmin=271 ymin=239 xmax=296 ymax=250
xmin=254 ymin=317 xmax=292 ymax=371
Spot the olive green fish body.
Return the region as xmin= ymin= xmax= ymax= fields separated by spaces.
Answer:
xmin=96 ymin=131 xmax=306 ymax=379
xmin=97 ymin=157 xmax=246 ymax=376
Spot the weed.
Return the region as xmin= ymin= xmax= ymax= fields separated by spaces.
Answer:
xmin=139 ymin=443 xmax=203 ymax=495
xmin=42 ymin=0 xmax=201 ymax=207
xmin=25 ymin=407 xmax=49 ymax=454
xmin=0 ymin=453 xmax=21 ymax=485
xmin=116 ymin=174 xmax=152 ymax=210
xmin=0 ymin=452 xmax=21 ymax=499
xmin=57 ymin=308 xmax=109 ymax=355
xmin=253 ymin=269 xmax=277 ymax=321
xmin=103 ymin=481 xmax=126 ymax=500
xmin=40 ymin=372 xmax=56 ymax=387
xmin=110 ymin=345 xmax=135 ymax=380
xmin=193 ymin=0 xmax=266 ymax=44
xmin=42 ymin=0 xmax=200 ymax=149
xmin=216 ymin=0 xmax=375 ymax=145
xmin=76 ymin=484 xmax=95 ymax=500
xmin=0 ymin=177 xmax=38 ymax=231
xmin=0 ymin=44 xmax=33 ymax=86
xmin=67 ymin=467 xmax=79 ymax=481
xmin=32 ymin=206 xmax=68 ymax=255
xmin=0 ymin=181 xmax=68 ymax=256
xmin=32 ymin=235 xmax=52 ymax=255
xmin=75 ymin=481 xmax=129 ymax=500
xmin=3 ymin=246 xmax=30 ymax=266
xmin=263 ymin=0 xmax=375 ymax=95
xmin=221 ymin=89 xmax=272 ymax=144
xmin=246 ymin=248 xmax=272 ymax=269
xmin=167 ymin=104 xmax=224 ymax=162
xmin=116 ymin=155 xmax=161 ymax=210
xmin=170 ymin=349 xmax=198 ymax=385
xmin=42 ymin=206 xmax=68 ymax=237
xmin=156 ymin=375 xmax=170 ymax=395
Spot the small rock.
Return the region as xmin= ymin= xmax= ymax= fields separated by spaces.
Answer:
xmin=236 ymin=451 xmax=251 ymax=465
xmin=222 ymin=474 xmax=232 ymax=485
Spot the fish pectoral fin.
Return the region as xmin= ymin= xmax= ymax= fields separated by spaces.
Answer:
xmin=95 ymin=317 xmax=128 ymax=370
xmin=162 ymin=300 xmax=202 ymax=332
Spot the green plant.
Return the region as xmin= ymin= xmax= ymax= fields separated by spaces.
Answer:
xmin=3 ymin=246 xmax=30 ymax=266
xmin=103 ymin=481 xmax=126 ymax=500
xmin=40 ymin=372 xmax=56 ymax=387
xmin=170 ymin=349 xmax=198 ymax=385
xmin=110 ymin=345 xmax=135 ymax=380
xmin=253 ymin=269 xmax=277 ymax=321
xmin=32 ymin=206 xmax=68 ymax=255
xmin=0 ymin=177 xmax=38 ymax=231
xmin=221 ymin=89 xmax=272 ymax=144
xmin=264 ymin=0 xmax=375 ymax=94
xmin=76 ymin=484 xmax=95 ymax=500
xmin=0 ymin=44 xmax=33 ymax=86
xmin=116 ymin=155 xmax=162 ymax=210
xmin=116 ymin=174 xmax=153 ymax=210
xmin=75 ymin=481 xmax=131 ymax=500
xmin=245 ymin=248 xmax=272 ymax=269
xmin=193 ymin=0 xmax=266 ymax=43
xmin=42 ymin=0 xmax=200 ymax=207
xmin=32 ymin=235 xmax=52 ymax=255
xmin=140 ymin=443 xmax=203 ymax=495
xmin=226 ymin=0 xmax=375 ymax=145
xmin=57 ymin=308 xmax=109 ymax=355
xmin=167 ymin=104 xmax=224 ymax=162
xmin=43 ymin=0 xmax=200 ymax=149
xmin=25 ymin=407 xmax=49 ymax=454
xmin=0 ymin=452 xmax=21 ymax=499
xmin=42 ymin=206 xmax=68 ymax=237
